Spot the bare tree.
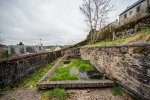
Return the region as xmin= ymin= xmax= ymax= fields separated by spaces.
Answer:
xmin=80 ymin=0 xmax=113 ymax=43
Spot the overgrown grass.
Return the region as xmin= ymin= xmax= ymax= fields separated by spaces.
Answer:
xmin=69 ymin=60 xmax=93 ymax=72
xmin=42 ymin=88 xmax=67 ymax=100
xmin=19 ymin=60 xmax=57 ymax=88
xmin=50 ymin=65 xmax=78 ymax=81
xmin=85 ymin=28 xmax=150 ymax=47
xmin=50 ymin=60 xmax=93 ymax=81
xmin=111 ymin=86 xmax=122 ymax=96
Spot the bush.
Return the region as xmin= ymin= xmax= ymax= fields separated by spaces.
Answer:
xmin=1 ymin=50 xmax=8 ymax=58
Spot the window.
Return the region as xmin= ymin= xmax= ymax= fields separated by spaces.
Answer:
xmin=137 ymin=5 xmax=141 ymax=12
xmin=129 ymin=11 xmax=133 ymax=15
xmin=124 ymin=13 xmax=127 ymax=19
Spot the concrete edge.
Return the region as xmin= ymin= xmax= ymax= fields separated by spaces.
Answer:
xmin=37 ymin=55 xmax=66 ymax=84
xmin=38 ymin=79 xmax=115 ymax=89
xmin=0 ymin=50 xmax=61 ymax=63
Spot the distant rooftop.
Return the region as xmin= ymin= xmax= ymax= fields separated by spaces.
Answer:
xmin=119 ymin=0 xmax=145 ymax=16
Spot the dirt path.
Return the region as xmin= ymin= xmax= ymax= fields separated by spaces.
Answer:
xmin=0 ymin=88 xmax=42 ymax=100
xmin=0 ymin=88 xmax=133 ymax=100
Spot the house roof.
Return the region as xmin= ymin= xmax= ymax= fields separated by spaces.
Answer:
xmin=45 ymin=45 xmax=62 ymax=51
xmin=119 ymin=0 xmax=145 ymax=16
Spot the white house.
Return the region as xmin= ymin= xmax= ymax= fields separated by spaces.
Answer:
xmin=119 ymin=0 xmax=150 ymax=25
xmin=46 ymin=46 xmax=62 ymax=52
xmin=53 ymin=46 xmax=62 ymax=51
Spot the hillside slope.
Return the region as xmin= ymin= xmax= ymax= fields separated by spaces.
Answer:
xmin=84 ymin=28 xmax=150 ymax=47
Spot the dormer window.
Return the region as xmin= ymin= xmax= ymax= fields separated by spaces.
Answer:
xmin=137 ymin=5 xmax=141 ymax=12
xmin=129 ymin=11 xmax=133 ymax=15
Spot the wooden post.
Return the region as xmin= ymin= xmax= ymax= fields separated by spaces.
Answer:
xmin=113 ymin=31 xmax=115 ymax=40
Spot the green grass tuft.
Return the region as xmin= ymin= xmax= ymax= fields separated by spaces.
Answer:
xmin=51 ymin=71 xmax=78 ymax=81
xmin=52 ymin=88 xmax=67 ymax=100
xmin=111 ymin=86 xmax=122 ymax=96
xmin=69 ymin=60 xmax=93 ymax=72
xmin=50 ymin=60 xmax=93 ymax=81
xmin=50 ymin=65 xmax=78 ymax=81
xmin=42 ymin=91 xmax=52 ymax=100
xmin=42 ymin=88 xmax=67 ymax=100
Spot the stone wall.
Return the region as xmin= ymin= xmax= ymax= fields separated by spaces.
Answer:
xmin=0 ymin=50 xmax=61 ymax=87
xmin=7 ymin=45 xmax=46 ymax=55
xmin=114 ymin=14 xmax=150 ymax=38
xmin=84 ymin=14 xmax=150 ymax=44
xmin=80 ymin=43 xmax=150 ymax=100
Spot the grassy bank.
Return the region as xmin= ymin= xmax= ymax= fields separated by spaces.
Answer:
xmin=19 ymin=59 xmax=58 ymax=88
xmin=85 ymin=28 xmax=150 ymax=47
xmin=50 ymin=60 xmax=93 ymax=81
xmin=0 ymin=59 xmax=58 ymax=91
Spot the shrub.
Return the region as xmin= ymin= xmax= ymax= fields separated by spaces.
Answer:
xmin=1 ymin=50 xmax=8 ymax=58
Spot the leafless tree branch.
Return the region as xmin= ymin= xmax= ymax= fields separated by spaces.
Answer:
xmin=80 ymin=0 xmax=113 ymax=43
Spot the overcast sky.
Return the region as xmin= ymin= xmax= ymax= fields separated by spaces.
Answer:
xmin=0 ymin=0 xmax=137 ymax=46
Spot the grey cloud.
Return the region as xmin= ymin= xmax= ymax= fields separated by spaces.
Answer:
xmin=0 ymin=0 xmax=138 ymax=46
xmin=0 ymin=0 xmax=89 ymax=45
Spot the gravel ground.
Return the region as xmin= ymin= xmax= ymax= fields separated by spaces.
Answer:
xmin=67 ymin=89 xmax=133 ymax=100
xmin=0 ymin=88 xmax=133 ymax=100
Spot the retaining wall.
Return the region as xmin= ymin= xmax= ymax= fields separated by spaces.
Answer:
xmin=37 ymin=55 xmax=115 ymax=89
xmin=114 ymin=14 xmax=150 ymax=38
xmin=0 ymin=50 xmax=61 ymax=87
xmin=80 ymin=43 xmax=150 ymax=100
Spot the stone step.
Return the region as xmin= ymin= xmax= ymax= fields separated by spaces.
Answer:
xmin=38 ymin=79 xmax=115 ymax=89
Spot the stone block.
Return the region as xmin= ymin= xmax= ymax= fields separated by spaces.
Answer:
xmin=120 ymin=47 xmax=128 ymax=54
